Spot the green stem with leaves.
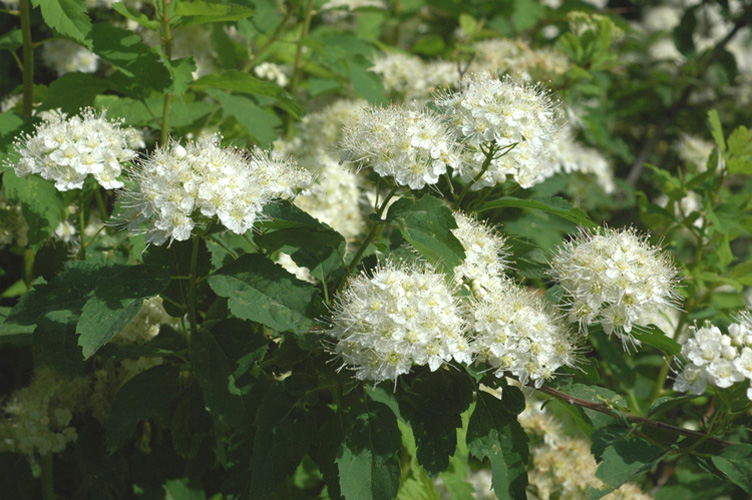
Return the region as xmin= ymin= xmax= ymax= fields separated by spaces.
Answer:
xmin=160 ymin=0 xmax=173 ymax=146
xmin=19 ymin=0 xmax=33 ymax=117
xmin=186 ymin=234 xmax=200 ymax=341
xmin=455 ymin=144 xmax=499 ymax=207
xmin=79 ymin=191 xmax=86 ymax=260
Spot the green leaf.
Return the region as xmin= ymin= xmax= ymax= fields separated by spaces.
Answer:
xmin=711 ymin=444 xmax=752 ymax=494
xmin=648 ymin=394 xmax=699 ymax=417
xmin=191 ymin=321 xmax=264 ymax=433
xmin=337 ymin=400 xmax=402 ymax=500
xmin=38 ymin=72 xmax=110 ymax=114
xmin=162 ymin=56 xmax=197 ymax=97
xmin=250 ymin=386 xmax=316 ymax=498
xmin=707 ymin=110 xmax=725 ymax=153
xmin=112 ymin=1 xmax=160 ymax=30
xmin=348 ymin=56 xmax=388 ymax=105
xmin=191 ymin=71 xmax=302 ymax=117
xmin=90 ymin=23 xmax=172 ymax=93
xmin=2 ymin=169 xmax=64 ymax=248
xmin=512 ymin=0 xmax=544 ymax=31
xmin=208 ymin=253 xmax=319 ymax=333
xmin=207 ymin=90 xmax=282 ymax=148
xmin=386 ymin=195 xmax=466 ymax=276
xmin=0 ymin=29 xmax=22 ymax=51
xmin=466 ymin=391 xmax=529 ymax=500
xmin=105 ymin=364 xmax=180 ymax=453
xmin=34 ymin=310 xmax=83 ymax=378
xmin=478 ymin=196 xmax=596 ymax=228
xmin=174 ymin=0 xmax=254 ymax=28
xmin=632 ymin=325 xmax=682 ymax=355
xmin=31 ymin=0 xmax=92 ymax=47
xmin=672 ymin=6 xmax=697 ymax=56
xmin=398 ymin=370 xmax=474 ymax=476
xmin=164 ymin=479 xmax=206 ymax=500
xmin=76 ymin=265 xmax=170 ymax=359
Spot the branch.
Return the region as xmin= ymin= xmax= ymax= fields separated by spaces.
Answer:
xmin=536 ymin=384 xmax=734 ymax=449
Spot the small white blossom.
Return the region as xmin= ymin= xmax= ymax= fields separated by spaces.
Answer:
xmin=41 ymin=40 xmax=99 ymax=76
xmin=120 ymin=134 xmax=312 ymax=245
xmin=549 ymin=226 xmax=680 ymax=347
xmin=371 ymin=52 xmax=457 ymax=100
xmin=466 ymin=277 xmax=580 ymax=388
xmin=340 ymin=105 xmax=459 ymax=190
xmin=9 ymin=108 xmax=142 ymax=191
xmin=327 ymin=261 xmax=470 ymax=384
xmin=451 ymin=211 xmax=509 ymax=291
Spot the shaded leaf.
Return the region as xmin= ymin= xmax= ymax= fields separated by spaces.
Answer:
xmin=32 ymin=0 xmax=91 ymax=46
xmin=478 ymin=196 xmax=596 ymax=228
xmin=191 ymin=71 xmax=302 ymax=117
xmin=711 ymin=444 xmax=752 ymax=494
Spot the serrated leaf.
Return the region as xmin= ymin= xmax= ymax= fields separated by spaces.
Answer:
xmin=711 ymin=444 xmax=752 ymax=494
xmin=105 ymin=364 xmax=180 ymax=453
xmin=37 ymin=72 xmax=110 ymax=114
xmin=632 ymin=325 xmax=682 ymax=355
xmin=2 ymin=169 xmax=64 ymax=248
xmin=648 ymin=394 xmax=699 ymax=417
xmin=337 ymin=401 xmax=402 ymax=500
xmin=112 ymin=1 xmax=160 ymax=30
xmin=207 ymin=90 xmax=281 ymax=148
xmin=191 ymin=71 xmax=302 ymax=117
xmin=398 ymin=370 xmax=474 ymax=475
xmin=34 ymin=310 xmax=83 ymax=378
xmin=76 ymin=265 xmax=170 ymax=359
xmin=386 ymin=195 xmax=465 ymax=276
xmin=174 ymin=0 xmax=254 ymax=28
xmin=90 ymin=23 xmax=171 ymax=93
xmin=191 ymin=321 xmax=263 ymax=433
xmin=208 ymin=253 xmax=319 ymax=333
xmin=466 ymin=391 xmax=529 ymax=500
xmin=707 ymin=110 xmax=725 ymax=152
xmin=32 ymin=0 xmax=92 ymax=46
xmin=162 ymin=56 xmax=197 ymax=97
xmin=250 ymin=387 xmax=316 ymax=498
xmin=478 ymin=196 xmax=596 ymax=228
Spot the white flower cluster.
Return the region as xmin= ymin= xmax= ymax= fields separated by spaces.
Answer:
xmin=327 ymin=262 xmax=471 ymax=383
xmin=549 ymin=227 xmax=680 ymax=346
xmin=253 ymin=62 xmax=289 ymax=87
xmin=41 ymin=40 xmax=99 ymax=76
xmin=113 ymin=296 xmax=178 ymax=344
xmin=0 ymin=189 xmax=29 ymax=247
xmin=11 ymin=108 xmax=143 ymax=191
xmin=339 ymin=105 xmax=460 ymax=189
xmin=548 ymin=128 xmax=615 ymax=193
xmin=371 ymin=52 xmax=457 ymax=100
xmin=675 ymin=133 xmax=714 ymax=172
xmin=470 ymin=39 xmax=569 ymax=82
xmin=466 ymin=278 xmax=580 ymax=387
xmin=0 ymin=367 xmax=89 ymax=456
xmin=674 ymin=312 xmax=752 ymax=401
xmin=436 ymin=72 xmax=560 ymax=189
xmin=121 ymin=134 xmax=312 ymax=245
xmin=450 ymin=211 xmax=509 ymax=290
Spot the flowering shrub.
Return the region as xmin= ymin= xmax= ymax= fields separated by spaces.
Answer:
xmin=0 ymin=1 xmax=751 ymax=499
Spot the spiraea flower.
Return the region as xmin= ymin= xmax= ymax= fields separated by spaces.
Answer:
xmin=41 ymin=39 xmax=99 ymax=76
xmin=465 ymin=277 xmax=580 ymax=387
xmin=548 ymin=127 xmax=615 ymax=193
xmin=674 ymin=311 xmax=752 ymax=401
xmin=435 ymin=72 xmax=560 ymax=189
xmin=371 ymin=52 xmax=457 ymax=100
xmin=120 ymin=134 xmax=312 ymax=245
xmin=451 ymin=211 xmax=509 ymax=290
xmin=10 ymin=108 xmax=143 ymax=191
xmin=327 ymin=261 xmax=471 ymax=384
xmin=339 ymin=104 xmax=460 ymax=190
xmin=549 ymin=226 xmax=680 ymax=346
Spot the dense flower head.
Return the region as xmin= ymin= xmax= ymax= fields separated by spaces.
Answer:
xmin=120 ymin=134 xmax=312 ymax=245
xmin=549 ymin=226 xmax=680 ymax=346
xmin=435 ymin=72 xmax=561 ymax=189
xmin=465 ymin=277 xmax=580 ymax=387
xmin=548 ymin=127 xmax=615 ymax=193
xmin=339 ymin=105 xmax=460 ymax=189
xmin=371 ymin=52 xmax=457 ymax=100
xmin=41 ymin=40 xmax=99 ymax=76
xmin=451 ymin=211 xmax=509 ymax=290
xmin=469 ymin=39 xmax=569 ymax=82
xmin=327 ymin=261 xmax=471 ymax=383
xmin=674 ymin=311 xmax=752 ymax=401
xmin=10 ymin=108 xmax=143 ymax=191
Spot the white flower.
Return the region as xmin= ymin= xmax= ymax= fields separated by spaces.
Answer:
xmin=451 ymin=211 xmax=509 ymax=291
xmin=371 ymin=52 xmax=457 ymax=100
xmin=547 ymin=127 xmax=615 ymax=193
xmin=253 ymin=62 xmax=289 ymax=87
xmin=339 ymin=105 xmax=459 ymax=190
xmin=120 ymin=134 xmax=312 ymax=245
xmin=54 ymin=220 xmax=77 ymax=244
xmin=435 ymin=72 xmax=561 ymax=189
xmin=9 ymin=108 xmax=141 ymax=191
xmin=41 ymin=40 xmax=99 ymax=76
xmin=466 ymin=277 xmax=580 ymax=388
xmin=549 ymin=226 xmax=679 ymax=347
xmin=675 ymin=134 xmax=714 ymax=172
xmin=327 ymin=261 xmax=470 ymax=383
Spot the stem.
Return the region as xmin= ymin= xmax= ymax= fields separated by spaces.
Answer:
xmin=94 ymin=189 xmax=108 ymax=222
xmin=19 ymin=0 xmax=33 ymax=117
xmin=40 ymin=454 xmax=54 ymax=500
xmin=186 ymin=234 xmax=200 ymax=340
xmin=343 ymin=186 xmax=398 ymax=279
xmin=536 ymin=384 xmax=733 ymax=448
xmin=284 ymin=0 xmax=314 ymax=139
xmin=79 ymin=191 xmax=87 ymax=260
xmin=160 ymin=0 xmax=173 ymax=146
xmin=23 ymin=248 xmax=34 ymax=290
xmin=241 ymin=0 xmax=305 ymax=72
xmin=455 ymin=145 xmax=498 ymax=207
